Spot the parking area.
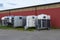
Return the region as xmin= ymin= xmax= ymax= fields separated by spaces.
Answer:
xmin=0 ymin=29 xmax=60 ymax=40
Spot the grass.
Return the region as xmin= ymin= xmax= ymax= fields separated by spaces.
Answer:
xmin=0 ymin=25 xmax=59 ymax=31
xmin=0 ymin=25 xmax=35 ymax=31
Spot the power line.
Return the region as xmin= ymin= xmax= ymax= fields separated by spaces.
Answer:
xmin=7 ymin=2 xmax=17 ymax=5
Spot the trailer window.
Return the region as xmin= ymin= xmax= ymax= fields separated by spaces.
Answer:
xmin=19 ymin=17 xmax=22 ymax=19
xmin=43 ymin=16 xmax=46 ymax=18
xmin=32 ymin=17 xmax=34 ymax=19
xmin=12 ymin=17 xmax=14 ymax=19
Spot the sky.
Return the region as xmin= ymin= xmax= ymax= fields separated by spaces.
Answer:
xmin=0 ymin=0 xmax=60 ymax=10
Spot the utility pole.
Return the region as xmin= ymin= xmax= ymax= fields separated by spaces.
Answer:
xmin=9 ymin=10 xmax=11 ymax=16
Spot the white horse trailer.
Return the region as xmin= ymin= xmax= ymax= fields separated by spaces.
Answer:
xmin=13 ymin=16 xmax=26 ymax=27
xmin=25 ymin=15 xmax=37 ymax=30
xmin=37 ymin=14 xmax=51 ymax=30
xmin=1 ymin=16 xmax=14 ymax=26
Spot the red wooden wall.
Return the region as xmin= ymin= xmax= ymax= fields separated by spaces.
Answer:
xmin=10 ymin=10 xmax=36 ymax=16
xmin=0 ymin=8 xmax=60 ymax=28
xmin=0 ymin=12 xmax=9 ymax=18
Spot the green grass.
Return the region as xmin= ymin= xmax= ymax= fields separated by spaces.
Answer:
xmin=1 ymin=26 xmax=59 ymax=31
xmin=0 ymin=26 xmax=15 ymax=30
xmin=0 ymin=26 xmax=35 ymax=31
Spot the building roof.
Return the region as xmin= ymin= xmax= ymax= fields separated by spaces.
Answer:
xmin=0 ymin=2 xmax=60 ymax=12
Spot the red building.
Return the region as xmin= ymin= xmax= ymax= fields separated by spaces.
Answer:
xmin=0 ymin=2 xmax=60 ymax=28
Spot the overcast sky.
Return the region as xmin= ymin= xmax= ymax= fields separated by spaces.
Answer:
xmin=0 ymin=0 xmax=60 ymax=10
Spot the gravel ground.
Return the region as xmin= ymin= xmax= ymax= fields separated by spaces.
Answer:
xmin=0 ymin=29 xmax=60 ymax=40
